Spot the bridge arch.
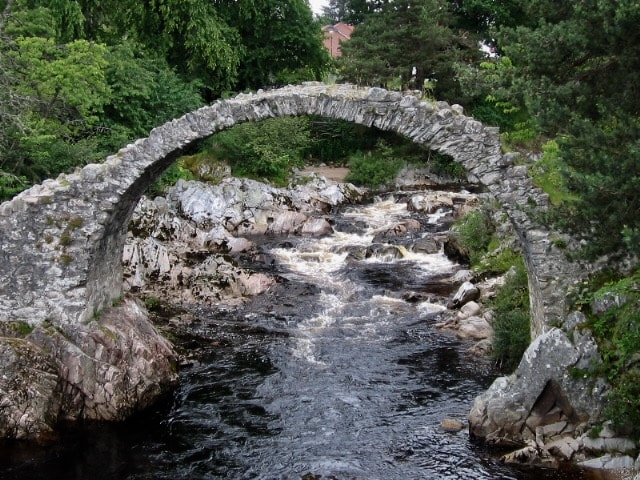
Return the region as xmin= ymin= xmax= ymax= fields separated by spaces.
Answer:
xmin=0 ymin=83 xmax=576 ymax=337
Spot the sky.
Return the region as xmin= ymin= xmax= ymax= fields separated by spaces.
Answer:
xmin=309 ymin=0 xmax=329 ymax=16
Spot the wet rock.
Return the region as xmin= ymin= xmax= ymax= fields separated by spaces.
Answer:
xmin=441 ymin=418 xmax=465 ymax=432
xmin=467 ymin=339 xmax=493 ymax=356
xmin=372 ymin=219 xmax=422 ymax=243
xmin=447 ymin=281 xmax=480 ymax=309
xmin=300 ymin=217 xmax=333 ymax=236
xmin=408 ymin=193 xmax=454 ymax=214
xmin=411 ymin=236 xmax=442 ymax=254
xmin=501 ymin=444 xmax=558 ymax=468
xmin=365 ymin=244 xmax=406 ymax=260
xmin=443 ymin=234 xmax=471 ymax=264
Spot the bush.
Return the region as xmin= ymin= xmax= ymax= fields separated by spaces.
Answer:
xmin=586 ymin=270 xmax=640 ymax=437
xmin=345 ymin=140 xmax=404 ymax=188
xmin=209 ymin=116 xmax=311 ymax=186
xmin=146 ymin=162 xmax=195 ymax=198
xmin=454 ymin=210 xmax=495 ymax=266
xmin=530 ymin=140 xmax=578 ymax=207
xmin=491 ymin=260 xmax=531 ymax=370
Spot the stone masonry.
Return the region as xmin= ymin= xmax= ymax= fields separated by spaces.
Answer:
xmin=0 ymin=82 xmax=579 ymax=336
xmin=0 ymin=83 xmax=591 ymax=442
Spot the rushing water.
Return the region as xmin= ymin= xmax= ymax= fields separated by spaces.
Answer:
xmin=0 ymin=191 xmax=591 ymax=480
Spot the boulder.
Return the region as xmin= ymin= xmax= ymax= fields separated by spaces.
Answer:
xmin=469 ymin=328 xmax=608 ymax=447
xmin=447 ymin=281 xmax=480 ymax=309
xmin=458 ymin=301 xmax=482 ymax=320
xmin=457 ymin=316 xmax=493 ymax=340
xmin=441 ymin=418 xmax=465 ymax=432
xmin=0 ymin=299 xmax=178 ymax=440
xmin=301 ymin=217 xmax=333 ymax=236
xmin=408 ymin=193 xmax=454 ymax=214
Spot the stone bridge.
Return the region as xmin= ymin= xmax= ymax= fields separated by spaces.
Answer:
xmin=0 ymin=82 xmax=600 ymax=444
xmin=0 ymin=83 xmax=576 ymax=338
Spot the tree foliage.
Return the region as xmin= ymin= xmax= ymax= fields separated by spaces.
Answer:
xmin=338 ymin=0 xmax=479 ymax=100
xmin=0 ymin=0 xmax=328 ymax=200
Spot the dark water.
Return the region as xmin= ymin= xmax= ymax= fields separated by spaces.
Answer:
xmin=0 ymin=193 xmax=590 ymax=480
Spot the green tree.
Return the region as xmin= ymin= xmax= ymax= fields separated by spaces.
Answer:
xmin=322 ymin=0 xmax=387 ymax=24
xmin=217 ymin=0 xmax=330 ymax=90
xmin=209 ymin=116 xmax=312 ymax=185
xmin=338 ymin=0 xmax=478 ymax=100
xmin=480 ymin=0 xmax=640 ymax=258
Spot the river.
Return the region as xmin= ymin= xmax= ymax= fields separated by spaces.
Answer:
xmin=0 ymin=189 xmax=590 ymax=479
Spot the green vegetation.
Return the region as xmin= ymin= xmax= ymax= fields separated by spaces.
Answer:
xmin=453 ymin=207 xmax=531 ymax=369
xmin=0 ymin=0 xmax=329 ymax=202
xmin=581 ymin=271 xmax=640 ymax=437
xmin=338 ymin=0 xmax=479 ymax=100
xmin=453 ymin=210 xmax=495 ymax=267
xmin=345 ymin=140 xmax=404 ymax=188
xmin=490 ymin=260 xmax=531 ymax=370
xmin=210 ymin=117 xmax=312 ymax=186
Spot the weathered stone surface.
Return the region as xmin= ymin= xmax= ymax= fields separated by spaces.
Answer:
xmin=0 ymin=337 xmax=60 ymax=439
xmin=123 ymin=176 xmax=357 ymax=304
xmin=457 ymin=315 xmax=493 ymax=340
xmin=447 ymin=281 xmax=480 ymax=308
xmin=0 ymin=299 xmax=177 ymax=439
xmin=0 ymin=83 xmax=581 ymax=340
xmin=469 ymin=327 xmax=608 ymax=448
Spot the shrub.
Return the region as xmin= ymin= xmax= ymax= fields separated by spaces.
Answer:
xmin=454 ymin=210 xmax=495 ymax=266
xmin=210 ymin=116 xmax=311 ymax=186
xmin=530 ymin=140 xmax=578 ymax=206
xmin=586 ymin=270 xmax=640 ymax=437
xmin=491 ymin=260 xmax=531 ymax=370
xmin=146 ymin=162 xmax=195 ymax=198
xmin=345 ymin=140 xmax=404 ymax=188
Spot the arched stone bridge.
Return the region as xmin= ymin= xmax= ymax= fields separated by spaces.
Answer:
xmin=0 ymin=83 xmax=577 ymax=338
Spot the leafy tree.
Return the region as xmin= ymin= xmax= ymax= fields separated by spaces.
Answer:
xmin=322 ymin=0 xmax=387 ymax=24
xmin=104 ymin=41 xmax=203 ymax=137
xmin=481 ymin=0 xmax=640 ymax=258
xmin=209 ymin=116 xmax=312 ymax=185
xmin=217 ymin=0 xmax=330 ymax=90
xmin=338 ymin=0 xmax=478 ymax=100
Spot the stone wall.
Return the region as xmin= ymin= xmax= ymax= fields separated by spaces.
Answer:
xmin=0 ymin=83 xmax=579 ymax=337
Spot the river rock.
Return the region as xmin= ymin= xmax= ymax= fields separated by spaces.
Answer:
xmin=411 ymin=236 xmax=443 ymax=254
xmin=372 ymin=219 xmax=422 ymax=242
xmin=467 ymin=339 xmax=493 ymax=356
xmin=458 ymin=301 xmax=482 ymax=320
xmin=300 ymin=217 xmax=333 ymax=236
xmin=469 ymin=327 xmax=608 ymax=448
xmin=123 ymin=175 xmax=363 ymax=304
xmin=457 ymin=316 xmax=493 ymax=340
xmin=0 ymin=299 xmax=178 ymax=440
xmin=408 ymin=193 xmax=454 ymax=214
xmin=441 ymin=418 xmax=465 ymax=432
xmin=447 ymin=281 xmax=480 ymax=308
xmin=443 ymin=234 xmax=471 ymax=264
